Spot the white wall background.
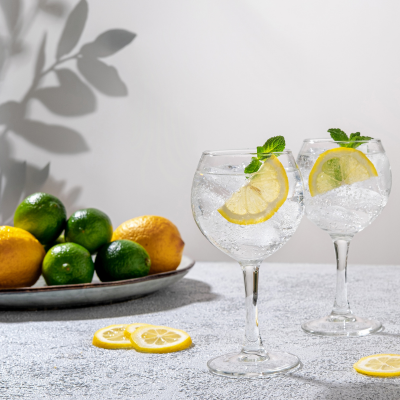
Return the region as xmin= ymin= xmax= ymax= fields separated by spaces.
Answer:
xmin=0 ymin=0 xmax=399 ymax=265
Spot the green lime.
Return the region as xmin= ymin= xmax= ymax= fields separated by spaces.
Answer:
xmin=14 ymin=192 xmax=66 ymax=244
xmin=44 ymin=234 xmax=65 ymax=253
xmin=65 ymin=208 xmax=113 ymax=254
xmin=42 ymin=243 xmax=94 ymax=286
xmin=95 ymin=239 xmax=151 ymax=282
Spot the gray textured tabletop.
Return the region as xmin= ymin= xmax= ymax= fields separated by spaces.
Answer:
xmin=1 ymin=262 xmax=400 ymax=400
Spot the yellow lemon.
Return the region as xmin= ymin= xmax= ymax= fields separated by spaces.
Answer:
xmin=218 ymin=155 xmax=289 ymax=225
xmin=92 ymin=324 xmax=132 ymax=349
xmin=0 ymin=226 xmax=45 ymax=288
xmin=112 ymin=216 xmax=184 ymax=275
xmin=308 ymin=148 xmax=378 ymax=197
xmin=129 ymin=325 xmax=192 ymax=353
xmin=124 ymin=323 xmax=153 ymax=339
xmin=354 ymin=354 xmax=400 ymax=377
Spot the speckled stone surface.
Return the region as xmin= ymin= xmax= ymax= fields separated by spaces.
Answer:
xmin=0 ymin=262 xmax=400 ymax=399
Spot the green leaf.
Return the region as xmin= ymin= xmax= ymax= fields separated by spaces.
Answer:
xmin=262 ymin=136 xmax=285 ymax=153
xmin=329 ymin=128 xmax=373 ymax=148
xmin=349 ymin=132 xmax=361 ymax=140
xmin=257 ymin=146 xmax=270 ymax=160
xmin=244 ymin=135 xmax=286 ymax=174
xmin=244 ymin=157 xmax=262 ymax=174
xmin=357 ymin=136 xmax=373 ymax=141
xmin=349 ymin=135 xmax=373 ymax=149
xmin=328 ymin=128 xmax=349 ymax=144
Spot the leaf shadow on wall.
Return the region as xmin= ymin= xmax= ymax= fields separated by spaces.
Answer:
xmin=0 ymin=0 xmax=135 ymax=222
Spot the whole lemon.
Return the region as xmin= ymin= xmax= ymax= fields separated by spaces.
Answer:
xmin=112 ymin=216 xmax=184 ymax=274
xmin=0 ymin=226 xmax=45 ymax=288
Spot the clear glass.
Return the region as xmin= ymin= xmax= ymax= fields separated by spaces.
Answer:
xmin=191 ymin=149 xmax=304 ymax=377
xmin=297 ymin=139 xmax=391 ymax=336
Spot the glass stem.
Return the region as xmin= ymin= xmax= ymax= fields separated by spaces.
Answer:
xmin=240 ymin=264 xmax=267 ymax=361
xmin=330 ymin=238 xmax=355 ymax=322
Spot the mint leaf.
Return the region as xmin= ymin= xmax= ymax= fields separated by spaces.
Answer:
xmin=329 ymin=128 xmax=373 ymax=148
xmin=262 ymin=136 xmax=285 ymax=153
xmin=349 ymin=132 xmax=361 ymax=140
xmin=328 ymin=128 xmax=348 ymax=143
xmin=257 ymin=146 xmax=271 ymax=161
xmin=357 ymin=136 xmax=373 ymax=141
xmin=244 ymin=135 xmax=286 ymax=174
xmin=349 ymin=135 xmax=373 ymax=149
xmin=244 ymin=157 xmax=262 ymax=174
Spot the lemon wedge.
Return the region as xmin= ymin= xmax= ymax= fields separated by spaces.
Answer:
xmin=124 ymin=323 xmax=153 ymax=338
xmin=92 ymin=324 xmax=132 ymax=349
xmin=354 ymin=354 xmax=400 ymax=377
xmin=308 ymin=147 xmax=378 ymax=197
xmin=218 ymin=155 xmax=289 ymax=225
xmin=130 ymin=325 xmax=192 ymax=353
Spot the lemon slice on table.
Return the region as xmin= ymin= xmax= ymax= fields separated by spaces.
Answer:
xmin=92 ymin=324 xmax=132 ymax=349
xmin=130 ymin=325 xmax=192 ymax=353
xmin=124 ymin=323 xmax=153 ymax=339
xmin=354 ymin=354 xmax=400 ymax=377
xmin=218 ymin=155 xmax=289 ymax=225
xmin=308 ymin=148 xmax=378 ymax=197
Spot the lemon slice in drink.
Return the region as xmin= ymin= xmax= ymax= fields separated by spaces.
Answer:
xmin=124 ymin=323 xmax=153 ymax=338
xmin=130 ymin=325 xmax=192 ymax=353
xmin=308 ymin=148 xmax=378 ymax=197
xmin=354 ymin=354 xmax=400 ymax=377
xmin=218 ymin=155 xmax=289 ymax=225
xmin=92 ymin=324 xmax=132 ymax=349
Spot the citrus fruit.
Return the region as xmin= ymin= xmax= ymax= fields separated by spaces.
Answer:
xmin=354 ymin=354 xmax=400 ymax=377
xmin=42 ymin=242 xmax=94 ymax=286
xmin=0 ymin=226 xmax=45 ymax=288
xmin=92 ymin=324 xmax=132 ymax=349
xmin=112 ymin=216 xmax=184 ymax=275
xmin=65 ymin=208 xmax=113 ymax=254
xmin=130 ymin=325 xmax=192 ymax=353
xmin=218 ymin=155 xmax=289 ymax=225
xmin=124 ymin=323 xmax=153 ymax=339
xmin=308 ymin=148 xmax=378 ymax=197
xmin=14 ymin=192 xmax=67 ymax=244
xmin=95 ymin=239 xmax=151 ymax=282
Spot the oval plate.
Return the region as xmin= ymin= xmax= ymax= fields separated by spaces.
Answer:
xmin=0 ymin=256 xmax=195 ymax=310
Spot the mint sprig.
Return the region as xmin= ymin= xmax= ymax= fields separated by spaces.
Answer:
xmin=244 ymin=157 xmax=262 ymax=174
xmin=244 ymin=136 xmax=285 ymax=174
xmin=328 ymin=128 xmax=373 ymax=149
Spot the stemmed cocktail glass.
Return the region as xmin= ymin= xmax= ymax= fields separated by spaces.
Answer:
xmin=191 ymin=148 xmax=304 ymax=377
xmin=297 ymin=138 xmax=391 ymax=336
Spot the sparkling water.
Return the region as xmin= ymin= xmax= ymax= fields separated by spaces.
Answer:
xmin=297 ymin=146 xmax=390 ymax=237
xmin=191 ymin=166 xmax=304 ymax=262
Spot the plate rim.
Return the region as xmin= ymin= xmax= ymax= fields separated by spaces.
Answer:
xmin=0 ymin=257 xmax=195 ymax=294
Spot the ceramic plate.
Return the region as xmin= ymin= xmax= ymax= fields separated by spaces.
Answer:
xmin=0 ymin=256 xmax=195 ymax=310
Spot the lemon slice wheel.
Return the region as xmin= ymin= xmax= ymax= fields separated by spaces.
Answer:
xmin=308 ymin=147 xmax=378 ymax=197
xmin=218 ymin=155 xmax=289 ymax=225
xmin=354 ymin=354 xmax=400 ymax=377
xmin=130 ymin=325 xmax=192 ymax=353
xmin=92 ymin=324 xmax=132 ymax=349
xmin=124 ymin=323 xmax=153 ymax=339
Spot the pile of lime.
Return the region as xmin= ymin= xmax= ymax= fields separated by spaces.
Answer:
xmin=13 ymin=193 xmax=151 ymax=286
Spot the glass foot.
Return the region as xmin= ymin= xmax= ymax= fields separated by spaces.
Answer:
xmin=302 ymin=315 xmax=382 ymax=337
xmin=207 ymin=351 xmax=300 ymax=378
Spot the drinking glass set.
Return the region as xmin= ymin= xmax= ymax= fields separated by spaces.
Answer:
xmin=191 ymin=138 xmax=391 ymax=378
